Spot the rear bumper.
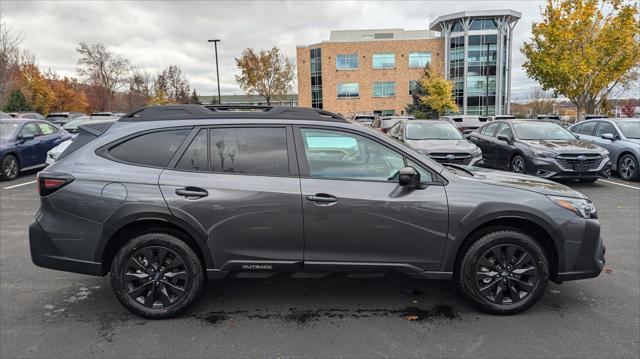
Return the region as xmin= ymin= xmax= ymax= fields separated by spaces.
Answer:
xmin=29 ymin=220 xmax=104 ymax=276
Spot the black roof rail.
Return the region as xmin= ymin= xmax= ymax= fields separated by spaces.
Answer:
xmin=119 ymin=104 xmax=347 ymax=123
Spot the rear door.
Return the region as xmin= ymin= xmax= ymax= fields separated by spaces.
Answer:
xmin=159 ymin=125 xmax=304 ymax=272
xmin=294 ymin=126 xmax=448 ymax=272
xmin=35 ymin=122 xmax=63 ymax=164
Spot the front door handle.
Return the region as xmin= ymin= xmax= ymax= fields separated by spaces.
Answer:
xmin=175 ymin=187 xmax=208 ymax=199
xmin=306 ymin=193 xmax=337 ymax=204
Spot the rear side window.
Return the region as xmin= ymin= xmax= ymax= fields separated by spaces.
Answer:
xmin=37 ymin=122 xmax=56 ymax=135
xmin=210 ymin=127 xmax=289 ymax=176
xmin=109 ymin=129 xmax=190 ymax=168
xmin=176 ymin=130 xmax=208 ymax=171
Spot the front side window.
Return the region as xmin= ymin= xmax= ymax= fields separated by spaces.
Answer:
xmin=372 ymin=53 xmax=395 ymax=69
xmin=408 ymin=52 xmax=431 ymax=68
xmin=496 ymin=123 xmax=513 ymax=138
xmin=373 ymin=82 xmax=395 ymax=97
xmin=337 ymin=83 xmax=359 ymax=98
xmin=301 ymin=128 xmax=405 ymax=182
xmin=210 ymin=127 xmax=289 ymax=176
xmin=176 ymin=130 xmax=208 ymax=171
xmin=594 ymin=122 xmax=617 ymax=137
xmin=20 ymin=122 xmax=39 ymax=137
xmin=336 ymin=54 xmax=358 ymax=70
xmin=574 ymin=121 xmax=596 ymax=136
xmin=480 ymin=122 xmax=500 ymax=136
xmin=109 ymin=129 xmax=190 ymax=167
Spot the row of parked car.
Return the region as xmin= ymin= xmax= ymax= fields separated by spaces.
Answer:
xmin=0 ymin=111 xmax=122 ymax=180
xmin=352 ymin=113 xmax=639 ymax=182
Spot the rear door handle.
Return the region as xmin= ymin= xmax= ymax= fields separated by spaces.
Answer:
xmin=306 ymin=193 xmax=337 ymax=204
xmin=175 ymin=187 xmax=208 ymax=199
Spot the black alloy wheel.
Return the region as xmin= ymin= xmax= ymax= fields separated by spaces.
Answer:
xmin=1 ymin=155 xmax=19 ymax=180
xmin=511 ymin=155 xmax=526 ymax=174
xmin=124 ymin=246 xmax=189 ymax=309
xmin=618 ymin=154 xmax=639 ymax=181
xmin=474 ymin=244 xmax=538 ymax=305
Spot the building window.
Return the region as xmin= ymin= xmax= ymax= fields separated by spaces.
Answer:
xmin=336 ymin=54 xmax=358 ymax=70
xmin=373 ymin=110 xmax=395 ymax=116
xmin=373 ymin=82 xmax=395 ymax=97
xmin=408 ymin=52 xmax=431 ymax=68
xmin=337 ymin=83 xmax=359 ymax=98
xmin=372 ymin=53 xmax=395 ymax=69
xmin=374 ymin=33 xmax=394 ymax=39
xmin=469 ymin=18 xmax=497 ymax=31
xmin=409 ymin=80 xmax=419 ymax=96
xmin=310 ymin=48 xmax=322 ymax=109
xmin=452 ymin=20 xmax=465 ymax=32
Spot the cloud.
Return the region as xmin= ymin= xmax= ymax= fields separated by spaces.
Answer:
xmin=3 ymin=0 xmax=546 ymax=97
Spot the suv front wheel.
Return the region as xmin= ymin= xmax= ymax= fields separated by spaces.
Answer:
xmin=111 ymin=232 xmax=203 ymax=319
xmin=457 ymin=229 xmax=549 ymax=314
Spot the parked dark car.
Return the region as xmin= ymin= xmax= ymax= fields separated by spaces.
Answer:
xmin=46 ymin=112 xmax=86 ymax=126
xmin=388 ymin=119 xmax=482 ymax=165
xmin=468 ymin=120 xmax=611 ymax=182
xmin=31 ymin=105 xmax=604 ymax=319
xmin=370 ymin=115 xmax=415 ymax=133
xmin=569 ymin=118 xmax=640 ymax=181
xmin=0 ymin=119 xmax=71 ymax=180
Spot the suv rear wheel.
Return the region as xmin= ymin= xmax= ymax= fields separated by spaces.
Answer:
xmin=457 ymin=229 xmax=549 ymax=314
xmin=110 ymin=232 xmax=203 ymax=319
xmin=618 ymin=154 xmax=639 ymax=181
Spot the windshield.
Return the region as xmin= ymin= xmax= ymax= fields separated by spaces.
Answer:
xmin=0 ymin=122 xmax=20 ymax=140
xmin=513 ymin=122 xmax=576 ymax=140
xmin=616 ymin=121 xmax=640 ymax=139
xmin=356 ymin=116 xmax=374 ymax=122
xmin=63 ymin=117 xmax=92 ymax=129
xmin=406 ymin=122 xmax=464 ymax=140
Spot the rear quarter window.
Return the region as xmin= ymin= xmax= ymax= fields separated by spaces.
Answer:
xmin=108 ymin=129 xmax=190 ymax=168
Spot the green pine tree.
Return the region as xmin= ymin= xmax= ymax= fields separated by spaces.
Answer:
xmin=3 ymin=89 xmax=33 ymax=112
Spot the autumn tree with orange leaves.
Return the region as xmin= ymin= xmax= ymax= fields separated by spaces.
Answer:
xmin=235 ymin=47 xmax=295 ymax=105
xmin=522 ymin=0 xmax=640 ymax=120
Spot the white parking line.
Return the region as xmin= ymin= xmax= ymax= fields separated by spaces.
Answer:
xmin=599 ymin=179 xmax=640 ymax=190
xmin=3 ymin=180 xmax=37 ymax=190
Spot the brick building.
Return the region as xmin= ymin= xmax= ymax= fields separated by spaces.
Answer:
xmin=296 ymin=10 xmax=521 ymax=117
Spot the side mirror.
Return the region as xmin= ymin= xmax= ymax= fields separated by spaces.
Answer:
xmin=399 ymin=166 xmax=421 ymax=188
xmin=497 ymin=135 xmax=512 ymax=143
xmin=601 ymin=133 xmax=615 ymax=141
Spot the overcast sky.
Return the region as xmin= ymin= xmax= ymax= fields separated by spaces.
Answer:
xmin=3 ymin=0 xmax=547 ymax=99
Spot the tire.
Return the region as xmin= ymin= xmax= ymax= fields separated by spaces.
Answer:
xmin=1 ymin=154 xmax=20 ymax=181
xmin=510 ymin=155 xmax=526 ymax=174
xmin=618 ymin=154 xmax=639 ymax=181
xmin=111 ymin=232 xmax=203 ymax=319
xmin=457 ymin=228 xmax=549 ymax=315
xmin=578 ymin=178 xmax=598 ymax=183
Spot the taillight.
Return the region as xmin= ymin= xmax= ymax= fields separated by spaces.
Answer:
xmin=381 ymin=128 xmax=389 ymax=133
xmin=37 ymin=172 xmax=74 ymax=196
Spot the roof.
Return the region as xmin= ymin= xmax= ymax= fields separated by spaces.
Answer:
xmin=119 ymin=104 xmax=347 ymax=123
xmin=429 ymin=9 xmax=522 ymax=31
xmin=297 ymin=28 xmax=438 ymax=48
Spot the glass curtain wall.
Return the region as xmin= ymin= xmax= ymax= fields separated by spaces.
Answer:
xmin=466 ymin=34 xmax=497 ymax=115
xmin=310 ymin=48 xmax=323 ymax=109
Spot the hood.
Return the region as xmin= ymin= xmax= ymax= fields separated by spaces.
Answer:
xmin=464 ymin=167 xmax=586 ymax=198
xmin=406 ymin=139 xmax=477 ymax=153
xmin=623 ymin=138 xmax=640 ymax=144
xmin=521 ymin=139 xmax=601 ymax=153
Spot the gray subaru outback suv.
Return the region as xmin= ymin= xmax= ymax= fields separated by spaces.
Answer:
xmin=30 ymin=105 xmax=605 ymax=319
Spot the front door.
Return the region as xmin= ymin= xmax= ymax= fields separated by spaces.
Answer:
xmin=159 ymin=126 xmax=303 ymax=272
xmin=295 ymin=127 xmax=448 ymax=272
xmin=493 ymin=123 xmax=516 ymax=169
xmin=16 ymin=122 xmax=40 ymax=167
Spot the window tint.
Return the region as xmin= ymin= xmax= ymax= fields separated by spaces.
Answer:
xmin=176 ymin=130 xmax=208 ymax=171
xmin=575 ymin=121 xmax=596 ymax=135
xmin=480 ymin=122 xmax=500 ymax=136
xmin=109 ymin=129 xmax=190 ymax=167
xmin=301 ymin=128 xmax=405 ymax=182
xmin=496 ymin=123 xmax=512 ymax=138
xmin=37 ymin=122 xmax=56 ymax=135
xmin=20 ymin=122 xmax=39 ymax=137
xmin=210 ymin=127 xmax=289 ymax=176
xmin=595 ymin=122 xmax=617 ymax=137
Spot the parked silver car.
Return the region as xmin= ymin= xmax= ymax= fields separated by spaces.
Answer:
xmin=569 ymin=118 xmax=640 ymax=181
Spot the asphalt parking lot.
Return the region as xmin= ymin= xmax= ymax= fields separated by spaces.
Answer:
xmin=1 ymin=172 xmax=638 ymax=358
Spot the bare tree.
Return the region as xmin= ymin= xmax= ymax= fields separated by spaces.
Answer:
xmin=526 ymin=86 xmax=556 ymax=115
xmin=76 ymin=43 xmax=130 ymax=110
xmin=235 ymin=47 xmax=295 ymax=105
xmin=126 ymin=66 xmax=152 ymax=110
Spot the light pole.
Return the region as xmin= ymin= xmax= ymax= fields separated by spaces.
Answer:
xmin=208 ymin=39 xmax=221 ymax=104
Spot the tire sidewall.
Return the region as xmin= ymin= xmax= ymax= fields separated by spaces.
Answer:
xmin=511 ymin=155 xmax=526 ymax=174
xmin=111 ymin=233 xmax=203 ymax=319
xmin=459 ymin=230 xmax=549 ymax=315
xmin=1 ymin=154 xmax=19 ymax=180
xmin=619 ymin=154 xmax=638 ymax=181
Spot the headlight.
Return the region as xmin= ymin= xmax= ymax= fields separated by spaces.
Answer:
xmin=533 ymin=149 xmax=556 ymax=158
xmin=471 ymin=148 xmax=482 ymax=157
xmin=548 ymin=195 xmax=597 ymax=219
xmin=600 ymin=149 xmax=609 ymax=157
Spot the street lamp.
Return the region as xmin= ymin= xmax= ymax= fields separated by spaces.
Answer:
xmin=207 ymin=39 xmax=221 ymax=104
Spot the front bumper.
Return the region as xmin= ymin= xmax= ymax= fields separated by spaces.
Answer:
xmin=29 ymin=219 xmax=104 ymax=276
xmin=529 ymin=156 xmax=611 ymax=180
xmin=552 ymin=219 xmax=606 ymax=283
